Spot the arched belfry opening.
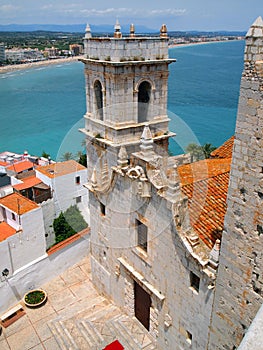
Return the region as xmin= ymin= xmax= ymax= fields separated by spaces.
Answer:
xmin=94 ymin=80 xmax=103 ymax=120
xmin=138 ymin=81 xmax=152 ymax=123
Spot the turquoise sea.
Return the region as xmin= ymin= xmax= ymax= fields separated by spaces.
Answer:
xmin=0 ymin=40 xmax=245 ymax=159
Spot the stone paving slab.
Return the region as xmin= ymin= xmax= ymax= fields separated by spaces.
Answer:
xmin=0 ymin=255 xmax=156 ymax=350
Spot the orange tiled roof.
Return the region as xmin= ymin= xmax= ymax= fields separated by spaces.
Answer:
xmin=6 ymin=160 xmax=34 ymax=173
xmin=178 ymin=158 xmax=231 ymax=186
xmin=210 ymin=136 xmax=234 ymax=159
xmin=37 ymin=160 xmax=86 ymax=178
xmin=13 ymin=176 xmax=42 ymax=191
xmin=0 ymin=222 xmax=16 ymax=242
xmin=178 ymin=158 xmax=231 ymax=249
xmin=0 ymin=193 xmax=39 ymax=214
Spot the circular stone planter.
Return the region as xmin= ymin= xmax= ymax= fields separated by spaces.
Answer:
xmin=23 ymin=289 xmax=47 ymax=308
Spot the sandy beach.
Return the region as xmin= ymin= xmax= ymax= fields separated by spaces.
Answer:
xmin=0 ymin=56 xmax=82 ymax=74
xmin=168 ymin=39 xmax=241 ymax=49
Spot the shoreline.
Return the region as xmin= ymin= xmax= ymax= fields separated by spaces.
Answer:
xmin=0 ymin=39 xmax=242 ymax=74
xmin=169 ymin=38 xmax=242 ymax=49
xmin=0 ymin=56 xmax=81 ymax=74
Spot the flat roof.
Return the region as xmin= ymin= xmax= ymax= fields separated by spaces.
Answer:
xmin=36 ymin=160 xmax=86 ymax=179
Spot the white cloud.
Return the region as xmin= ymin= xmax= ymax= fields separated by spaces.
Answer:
xmin=149 ymin=9 xmax=186 ymax=16
xmin=65 ymin=7 xmax=186 ymax=18
xmin=0 ymin=4 xmax=20 ymax=12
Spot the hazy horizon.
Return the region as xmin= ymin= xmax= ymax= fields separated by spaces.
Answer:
xmin=0 ymin=1 xmax=262 ymax=32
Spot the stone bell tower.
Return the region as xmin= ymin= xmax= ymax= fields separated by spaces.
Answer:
xmin=208 ymin=17 xmax=263 ymax=349
xmin=80 ymin=22 xmax=175 ymax=180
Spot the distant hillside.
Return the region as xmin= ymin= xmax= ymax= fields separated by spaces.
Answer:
xmin=0 ymin=24 xmax=157 ymax=34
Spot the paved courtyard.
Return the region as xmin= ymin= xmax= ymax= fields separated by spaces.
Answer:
xmin=0 ymin=256 xmax=156 ymax=350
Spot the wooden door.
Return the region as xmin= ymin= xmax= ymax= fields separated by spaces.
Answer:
xmin=134 ymin=281 xmax=151 ymax=330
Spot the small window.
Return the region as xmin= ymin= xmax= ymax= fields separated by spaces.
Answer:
xmin=186 ymin=330 xmax=192 ymax=344
xmin=190 ymin=271 xmax=200 ymax=293
xmin=136 ymin=219 xmax=148 ymax=252
xmin=100 ymin=202 xmax=106 ymax=216
xmin=11 ymin=212 xmax=16 ymax=221
xmin=76 ymin=196 xmax=82 ymax=204
xmin=75 ymin=176 xmax=80 ymax=185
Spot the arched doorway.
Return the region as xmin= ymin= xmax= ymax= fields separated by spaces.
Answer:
xmin=94 ymin=80 xmax=103 ymax=120
xmin=138 ymin=81 xmax=151 ymax=123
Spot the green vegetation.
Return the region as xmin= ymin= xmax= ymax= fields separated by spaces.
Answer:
xmin=41 ymin=150 xmax=50 ymax=158
xmin=1 ymin=31 xmax=84 ymax=51
xmin=24 ymin=290 xmax=45 ymax=305
xmin=61 ymin=152 xmax=74 ymax=161
xmin=78 ymin=153 xmax=87 ymax=166
xmin=186 ymin=143 xmax=216 ymax=161
xmin=53 ymin=205 xmax=88 ymax=244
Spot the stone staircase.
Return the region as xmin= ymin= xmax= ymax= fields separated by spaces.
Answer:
xmin=48 ymin=295 xmax=157 ymax=350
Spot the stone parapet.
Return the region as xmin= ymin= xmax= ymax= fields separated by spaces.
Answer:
xmin=84 ymin=37 xmax=170 ymax=62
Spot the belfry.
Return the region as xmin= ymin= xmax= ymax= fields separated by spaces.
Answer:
xmin=80 ymin=21 xmax=175 ymax=180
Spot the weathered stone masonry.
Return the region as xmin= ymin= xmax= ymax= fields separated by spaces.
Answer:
xmin=208 ymin=16 xmax=263 ymax=350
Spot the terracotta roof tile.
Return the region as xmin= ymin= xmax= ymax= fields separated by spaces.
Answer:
xmin=6 ymin=160 xmax=34 ymax=173
xmin=0 ymin=222 xmax=17 ymax=242
xmin=178 ymin=158 xmax=231 ymax=186
xmin=178 ymin=158 xmax=231 ymax=249
xmin=0 ymin=193 xmax=39 ymax=214
xmin=210 ymin=136 xmax=234 ymax=159
xmin=13 ymin=176 xmax=42 ymax=191
xmin=37 ymin=160 xmax=86 ymax=178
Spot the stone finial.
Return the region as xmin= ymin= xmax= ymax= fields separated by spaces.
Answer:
xmin=166 ymin=165 xmax=180 ymax=200
xmin=140 ymin=125 xmax=154 ymax=156
xmin=85 ymin=23 xmax=92 ymax=39
xmin=118 ymin=146 xmax=129 ymax=168
xmin=101 ymin=159 xmax=109 ymax=187
xmin=208 ymin=239 xmax=221 ymax=271
xmin=245 ymin=16 xmax=263 ymax=62
xmin=114 ymin=19 xmax=122 ymax=38
xmin=160 ymin=24 xmax=168 ymax=38
xmin=130 ymin=23 xmax=135 ymax=37
xmin=91 ymin=168 xmax=97 ymax=189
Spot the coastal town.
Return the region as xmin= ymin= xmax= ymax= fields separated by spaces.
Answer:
xmin=0 ymin=28 xmax=244 ymax=73
xmin=0 ymin=16 xmax=262 ymax=350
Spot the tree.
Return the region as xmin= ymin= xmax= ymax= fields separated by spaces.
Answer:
xmin=41 ymin=150 xmax=50 ymax=158
xmin=186 ymin=143 xmax=204 ymax=161
xmin=78 ymin=153 xmax=87 ymax=167
xmin=61 ymin=152 xmax=73 ymax=161
xmin=53 ymin=205 xmax=88 ymax=244
xmin=202 ymin=143 xmax=216 ymax=159
xmin=186 ymin=142 xmax=216 ymax=161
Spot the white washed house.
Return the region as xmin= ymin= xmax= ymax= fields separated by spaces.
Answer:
xmin=0 ymin=192 xmax=47 ymax=275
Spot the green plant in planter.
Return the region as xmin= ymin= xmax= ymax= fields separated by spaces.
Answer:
xmin=25 ymin=290 xmax=46 ymax=305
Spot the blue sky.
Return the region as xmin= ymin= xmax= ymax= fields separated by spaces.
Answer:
xmin=0 ymin=0 xmax=262 ymax=31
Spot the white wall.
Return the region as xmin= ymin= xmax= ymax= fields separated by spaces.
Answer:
xmin=3 ymin=207 xmax=47 ymax=273
xmin=0 ymin=235 xmax=90 ymax=314
xmin=35 ymin=168 xmax=89 ymax=223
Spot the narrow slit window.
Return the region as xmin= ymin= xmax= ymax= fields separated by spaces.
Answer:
xmin=100 ymin=202 xmax=106 ymax=216
xmin=190 ymin=271 xmax=200 ymax=293
xmin=136 ymin=219 xmax=148 ymax=252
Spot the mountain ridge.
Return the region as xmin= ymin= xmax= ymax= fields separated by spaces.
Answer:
xmin=0 ymin=24 xmax=246 ymax=36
